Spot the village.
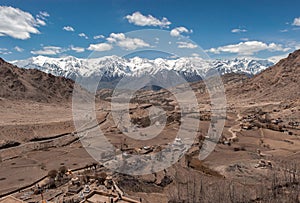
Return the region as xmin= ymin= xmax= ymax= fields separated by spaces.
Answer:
xmin=0 ymin=132 xmax=193 ymax=203
xmin=1 ymin=162 xmax=142 ymax=203
xmin=1 ymin=99 xmax=300 ymax=202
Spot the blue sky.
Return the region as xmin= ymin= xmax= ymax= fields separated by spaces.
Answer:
xmin=1 ymin=0 xmax=300 ymax=61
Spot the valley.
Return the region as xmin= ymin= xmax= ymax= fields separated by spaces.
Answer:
xmin=0 ymin=50 xmax=300 ymax=202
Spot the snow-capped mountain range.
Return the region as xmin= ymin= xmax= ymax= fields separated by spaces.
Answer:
xmin=11 ymin=55 xmax=274 ymax=83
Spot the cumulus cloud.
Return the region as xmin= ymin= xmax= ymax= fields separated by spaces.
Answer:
xmin=93 ymin=34 xmax=105 ymax=39
xmin=207 ymin=41 xmax=290 ymax=55
xmin=63 ymin=26 xmax=75 ymax=32
xmin=31 ymin=46 xmax=64 ymax=55
xmin=70 ymin=45 xmax=85 ymax=53
xmin=14 ymin=46 xmax=24 ymax=52
xmin=231 ymin=28 xmax=247 ymax=33
xmin=87 ymin=43 xmax=113 ymax=51
xmin=292 ymin=17 xmax=300 ymax=26
xmin=125 ymin=11 xmax=171 ymax=28
xmin=107 ymin=33 xmax=150 ymax=50
xmin=88 ymin=32 xmax=151 ymax=51
xmin=0 ymin=6 xmax=48 ymax=40
xmin=177 ymin=41 xmax=198 ymax=49
xmin=170 ymin=26 xmax=192 ymax=37
xmin=79 ymin=33 xmax=88 ymax=39
xmin=106 ymin=33 xmax=125 ymax=43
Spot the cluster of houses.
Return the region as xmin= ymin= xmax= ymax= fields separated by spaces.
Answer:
xmin=3 ymin=164 xmax=141 ymax=203
xmin=0 ymin=131 xmax=183 ymax=201
xmin=254 ymin=159 xmax=273 ymax=169
xmin=240 ymin=113 xmax=291 ymax=133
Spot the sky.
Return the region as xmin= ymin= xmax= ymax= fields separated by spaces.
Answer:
xmin=1 ymin=0 xmax=300 ymax=61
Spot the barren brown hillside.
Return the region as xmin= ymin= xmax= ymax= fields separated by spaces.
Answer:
xmin=0 ymin=58 xmax=74 ymax=103
xmin=228 ymin=49 xmax=300 ymax=101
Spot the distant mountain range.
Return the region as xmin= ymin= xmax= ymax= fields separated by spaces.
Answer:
xmin=12 ymin=56 xmax=274 ymax=86
xmin=1 ymin=49 xmax=299 ymax=102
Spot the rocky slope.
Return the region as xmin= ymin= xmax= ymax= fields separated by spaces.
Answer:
xmin=0 ymin=58 xmax=74 ymax=102
xmin=230 ymin=49 xmax=300 ymax=101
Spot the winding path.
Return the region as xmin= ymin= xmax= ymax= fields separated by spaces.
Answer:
xmin=228 ymin=113 xmax=242 ymax=140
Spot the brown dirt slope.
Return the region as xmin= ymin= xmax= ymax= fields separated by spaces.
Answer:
xmin=230 ymin=49 xmax=300 ymax=101
xmin=0 ymin=58 xmax=74 ymax=102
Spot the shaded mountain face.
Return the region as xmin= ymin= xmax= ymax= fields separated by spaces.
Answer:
xmin=231 ymin=49 xmax=300 ymax=101
xmin=0 ymin=58 xmax=74 ymax=102
xmin=12 ymin=55 xmax=274 ymax=89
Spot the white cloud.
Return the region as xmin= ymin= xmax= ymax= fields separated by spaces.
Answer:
xmin=280 ymin=29 xmax=288 ymax=33
xmin=14 ymin=46 xmax=24 ymax=52
xmin=36 ymin=11 xmax=49 ymax=21
xmin=170 ymin=26 xmax=192 ymax=37
xmin=207 ymin=41 xmax=290 ymax=55
xmin=0 ymin=51 xmax=11 ymax=55
xmin=240 ymin=38 xmax=249 ymax=41
xmin=106 ymin=33 xmax=125 ymax=43
xmin=87 ymin=43 xmax=113 ymax=51
xmin=35 ymin=11 xmax=49 ymax=26
xmin=0 ymin=48 xmax=11 ymax=55
xmin=90 ymin=32 xmax=150 ymax=51
xmin=177 ymin=41 xmax=198 ymax=49
xmin=283 ymin=40 xmax=300 ymax=50
xmin=0 ymin=6 xmax=48 ymax=40
xmin=36 ymin=18 xmax=46 ymax=26
xmin=79 ymin=33 xmax=88 ymax=39
xmin=70 ymin=45 xmax=85 ymax=53
xmin=39 ymin=11 xmax=49 ymax=17
xmin=31 ymin=46 xmax=64 ymax=55
xmin=106 ymin=33 xmax=150 ymax=50
xmin=118 ymin=38 xmax=150 ymax=50
xmin=292 ymin=17 xmax=300 ymax=26
xmin=191 ymin=53 xmax=201 ymax=57
xmin=268 ymin=53 xmax=289 ymax=63
xmin=125 ymin=11 xmax=171 ymax=28
xmin=63 ymin=26 xmax=74 ymax=32
xmin=231 ymin=28 xmax=247 ymax=33
xmin=93 ymin=34 xmax=105 ymax=39
xmin=168 ymin=55 xmax=178 ymax=59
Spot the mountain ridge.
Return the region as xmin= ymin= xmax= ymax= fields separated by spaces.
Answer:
xmin=12 ymin=56 xmax=274 ymax=85
xmin=229 ymin=49 xmax=300 ymax=101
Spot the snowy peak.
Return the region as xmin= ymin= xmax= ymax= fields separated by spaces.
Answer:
xmin=211 ymin=58 xmax=273 ymax=75
xmin=12 ymin=55 xmax=274 ymax=83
